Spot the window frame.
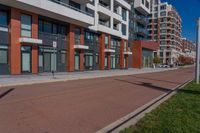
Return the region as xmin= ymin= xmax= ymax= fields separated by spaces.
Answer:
xmin=21 ymin=14 xmax=32 ymax=38
xmin=0 ymin=47 xmax=8 ymax=64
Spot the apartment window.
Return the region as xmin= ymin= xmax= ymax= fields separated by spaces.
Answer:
xmin=21 ymin=14 xmax=32 ymax=37
xmin=154 ymin=13 xmax=158 ymax=17
xmin=160 ymin=5 xmax=166 ymax=10
xmin=39 ymin=20 xmax=43 ymax=32
xmin=75 ymin=28 xmax=81 ymax=45
xmin=160 ymin=11 xmax=166 ymax=16
xmin=154 ymin=7 xmax=158 ymax=11
xmin=145 ymin=1 xmax=149 ymax=9
xmin=124 ymin=41 xmax=127 ymax=51
xmin=122 ymin=24 xmax=126 ymax=36
xmin=122 ymin=8 xmax=127 ymax=21
xmin=142 ymin=0 xmax=144 ymax=5
xmin=160 ymin=29 xmax=167 ymax=33
xmin=43 ymin=21 xmax=52 ymax=33
xmin=105 ymin=35 xmax=109 ymax=48
xmin=160 ymin=23 xmax=167 ymax=27
xmin=0 ymin=11 xmax=7 ymax=26
xmin=85 ymin=31 xmax=91 ymax=41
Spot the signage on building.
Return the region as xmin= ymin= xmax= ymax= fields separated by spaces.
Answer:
xmin=53 ymin=41 xmax=57 ymax=48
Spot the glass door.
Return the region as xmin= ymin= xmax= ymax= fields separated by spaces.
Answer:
xmin=51 ymin=53 xmax=57 ymax=72
xmin=75 ymin=52 xmax=80 ymax=71
xmin=44 ymin=53 xmax=51 ymax=72
xmin=111 ymin=55 xmax=116 ymax=69
xmin=84 ymin=53 xmax=93 ymax=70
xmin=21 ymin=46 xmax=31 ymax=73
xmin=104 ymin=55 xmax=108 ymax=69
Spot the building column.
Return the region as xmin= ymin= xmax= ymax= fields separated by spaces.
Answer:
xmin=67 ymin=24 xmax=75 ymax=72
xmin=10 ymin=8 xmax=21 ymax=75
xmin=120 ymin=39 xmax=125 ymax=69
xmin=31 ymin=14 xmax=38 ymax=74
xmin=80 ymin=27 xmax=84 ymax=71
xmin=99 ymin=33 xmax=105 ymax=70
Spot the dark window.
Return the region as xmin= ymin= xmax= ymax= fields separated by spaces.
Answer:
xmin=122 ymin=8 xmax=127 ymax=21
xmin=122 ymin=24 xmax=126 ymax=35
xmin=52 ymin=24 xmax=57 ymax=34
xmin=0 ymin=11 xmax=7 ymax=26
xmin=59 ymin=25 xmax=66 ymax=35
xmin=43 ymin=21 xmax=52 ymax=33
xmin=39 ymin=20 xmax=43 ymax=32
xmin=145 ymin=1 xmax=149 ymax=9
xmin=69 ymin=0 xmax=80 ymax=9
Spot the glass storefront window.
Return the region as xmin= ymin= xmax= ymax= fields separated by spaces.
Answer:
xmin=0 ymin=49 xmax=7 ymax=64
xmin=21 ymin=14 xmax=32 ymax=37
xmin=43 ymin=21 xmax=52 ymax=33
xmin=75 ymin=28 xmax=81 ymax=45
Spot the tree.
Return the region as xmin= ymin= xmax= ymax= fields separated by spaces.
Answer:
xmin=153 ymin=55 xmax=161 ymax=65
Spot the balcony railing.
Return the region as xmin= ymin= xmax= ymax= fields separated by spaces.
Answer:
xmin=99 ymin=1 xmax=110 ymax=10
xmin=48 ymin=0 xmax=93 ymax=17
xmin=99 ymin=20 xmax=110 ymax=27
xmin=113 ymin=25 xmax=119 ymax=31
xmin=135 ymin=15 xmax=148 ymax=24
xmin=135 ymin=27 xmax=148 ymax=35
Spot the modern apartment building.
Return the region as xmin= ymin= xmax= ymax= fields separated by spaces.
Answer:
xmin=0 ymin=0 xmax=131 ymax=75
xmin=127 ymin=0 xmax=159 ymax=68
xmin=148 ymin=0 xmax=182 ymax=65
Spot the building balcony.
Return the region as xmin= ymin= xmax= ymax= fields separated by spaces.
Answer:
xmin=134 ymin=0 xmax=150 ymax=15
xmin=135 ymin=27 xmax=148 ymax=36
xmin=135 ymin=15 xmax=148 ymax=25
xmin=0 ymin=0 xmax=94 ymax=26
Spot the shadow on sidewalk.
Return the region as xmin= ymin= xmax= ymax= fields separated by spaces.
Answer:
xmin=115 ymin=79 xmax=172 ymax=93
xmin=128 ymin=75 xmax=182 ymax=85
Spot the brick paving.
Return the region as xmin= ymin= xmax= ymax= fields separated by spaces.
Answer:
xmin=0 ymin=67 xmax=194 ymax=133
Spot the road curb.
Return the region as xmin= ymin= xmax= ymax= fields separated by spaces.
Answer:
xmin=0 ymin=68 xmax=177 ymax=88
xmin=96 ymin=78 xmax=193 ymax=133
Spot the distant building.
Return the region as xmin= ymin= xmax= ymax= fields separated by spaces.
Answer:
xmin=181 ymin=38 xmax=196 ymax=59
xmin=148 ymin=0 xmax=182 ymax=65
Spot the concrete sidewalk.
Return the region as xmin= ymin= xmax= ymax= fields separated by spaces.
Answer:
xmin=0 ymin=68 xmax=176 ymax=87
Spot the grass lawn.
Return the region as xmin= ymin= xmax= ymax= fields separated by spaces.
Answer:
xmin=120 ymin=82 xmax=200 ymax=133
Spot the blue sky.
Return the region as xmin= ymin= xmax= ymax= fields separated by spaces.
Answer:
xmin=161 ymin=0 xmax=200 ymax=42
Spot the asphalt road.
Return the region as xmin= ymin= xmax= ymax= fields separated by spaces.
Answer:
xmin=0 ymin=67 xmax=194 ymax=133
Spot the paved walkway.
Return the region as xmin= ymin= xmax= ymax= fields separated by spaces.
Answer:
xmin=0 ymin=68 xmax=176 ymax=87
xmin=0 ymin=67 xmax=194 ymax=133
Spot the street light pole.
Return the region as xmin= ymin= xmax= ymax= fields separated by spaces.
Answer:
xmin=195 ymin=18 xmax=200 ymax=84
xmin=52 ymin=41 xmax=57 ymax=79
